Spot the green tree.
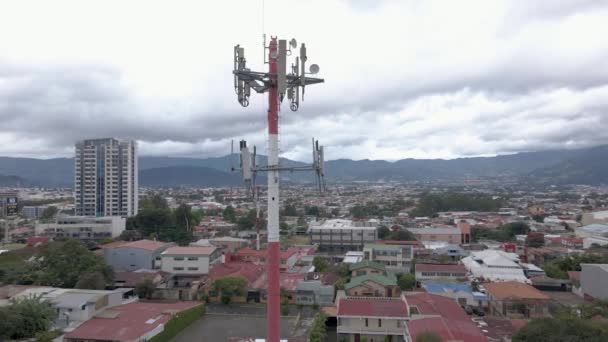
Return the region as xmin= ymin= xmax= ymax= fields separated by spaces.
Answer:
xmin=135 ymin=278 xmax=156 ymax=299
xmin=34 ymin=240 xmax=113 ymax=288
xmin=398 ymin=273 xmax=416 ymax=290
xmin=0 ymin=296 xmax=57 ymax=340
xmin=416 ymin=330 xmax=443 ymax=342
xmin=223 ymin=205 xmax=237 ymax=222
xmin=313 ymin=257 xmax=329 ymax=272
xmin=40 ymin=206 xmax=58 ymax=220
xmin=308 ymin=313 xmax=327 ymax=342
xmin=174 ymin=204 xmax=198 ymax=231
xmin=131 ymin=208 xmax=175 ymax=237
xmin=283 ymin=204 xmax=298 ymax=216
xmin=140 ymin=193 xmax=168 ymax=210
xmin=388 ymin=230 xmax=417 ymax=241
xmin=306 ymin=206 xmax=321 ymax=217
xmin=378 ymin=225 xmax=390 ymax=239
xmin=75 ymin=271 xmax=106 ymax=290
xmin=279 ymin=221 xmax=289 ymax=231
xmin=237 ymin=209 xmax=258 ymax=230
xmin=212 ymin=277 xmax=248 ymax=304
xmin=513 ymin=317 xmax=608 ymax=342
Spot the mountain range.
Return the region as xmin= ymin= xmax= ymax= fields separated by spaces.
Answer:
xmin=0 ymin=145 xmax=606 ymax=187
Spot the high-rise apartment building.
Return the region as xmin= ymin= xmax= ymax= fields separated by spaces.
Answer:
xmin=74 ymin=138 xmax=138 ymax=217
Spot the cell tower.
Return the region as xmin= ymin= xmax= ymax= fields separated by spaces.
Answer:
xmin=233 ymin=36 xmax=324 ymax=342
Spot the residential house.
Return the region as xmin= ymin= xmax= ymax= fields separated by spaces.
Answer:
xmin=350 ymin=261 xmax=387 ymax=277
xmin=337 ymin=294 xmax=409 ymax=342
xmin=421 ymin=281 xmax=487 ymax=307
xmin=415 ymin=263 xmax=467 ymax=283
xmin=344 ymin=273 xmax=400 ymax=298
xmin=295 ymin=279 xmax=335 ymax=306
xmin=484 ymin=281 xmax=550 ymax=318
xmin=363 ymin=243 xmax=413 ymax=273
xmin=102 ymin=239 xmax=173 ymax=271
xmin=406 ymin=292 xmax=488 ymax=342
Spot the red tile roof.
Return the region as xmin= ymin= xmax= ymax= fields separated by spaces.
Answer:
xmin=163 ymin=246 xmax=217 ymax=255
xmin=484 ymin=281 xmax=550 ymax=300
xmin=415 ymin=263 xmax=466 ymax=273
xmin=337 ymin=297 xmax=408 ymax=317
xmin=208 ymin=262 xmax=265 ymax=284
xmin=407 ymin=292 xmax=487 ymax=342
xmin=64 ymin=301 xmax=200 ymax=341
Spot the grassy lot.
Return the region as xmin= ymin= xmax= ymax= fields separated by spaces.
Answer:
xmin=280 ymin=234 xmax=310 ymax=248
xmin=0 ymin=243 xmax=26 ymax=251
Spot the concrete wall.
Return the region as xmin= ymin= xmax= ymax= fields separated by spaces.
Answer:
xmin=581 ymin=264 xmax=608 ymax=300
xmin=104 ymin=246 xmax=156 ymax=271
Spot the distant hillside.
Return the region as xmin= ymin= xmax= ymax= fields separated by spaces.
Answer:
xmin=0 ymin=145 xmax=607 ymax=186
xmin=529 ymin=145 xmax=608 ymax=185
xmin=139 ymin=166 xmax=241 ymax=187
xmin=0 ymin=175 xmax=27 ymax=187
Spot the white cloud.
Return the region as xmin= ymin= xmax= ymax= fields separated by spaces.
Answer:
xmin=0 ymin=0 xmax=607 ymax=160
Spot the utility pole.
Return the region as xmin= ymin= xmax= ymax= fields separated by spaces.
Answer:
xmin=233 ymin=36 xmax=324 ymax=342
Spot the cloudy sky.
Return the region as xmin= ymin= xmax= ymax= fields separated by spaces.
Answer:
xmin=1 ymin=0 xmax=607 ymax=161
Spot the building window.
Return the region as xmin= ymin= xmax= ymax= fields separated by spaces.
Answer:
xmin=173 ymin=267 xmax=184 ymax=271
xmin=365 ymin=318 xmax=368 ymax=327
xmin=187 ymin=257 xmax=199 ymax=261
xmin=378 ymin=319 xmax=382 ymax=327
xmin=188 ymin=267 xmax=199 ymax=271
xmin=174 ymin=257 xmax=184 ymax=261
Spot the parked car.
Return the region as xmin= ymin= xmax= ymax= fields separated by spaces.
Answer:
xmin=472 ymin=307 xmax=485 ymax=316
xmin=463 ymin=305 xmax=474 ymax=315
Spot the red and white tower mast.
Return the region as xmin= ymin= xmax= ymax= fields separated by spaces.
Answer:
xmin=233 ymin=36 xmax=324 ymax=342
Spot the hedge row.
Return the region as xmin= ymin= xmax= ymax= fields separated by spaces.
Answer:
xmin=149 ymin=304 xmax=204 ymax=342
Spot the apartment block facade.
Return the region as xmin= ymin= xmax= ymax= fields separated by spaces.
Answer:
xmin=75 ymin=138 xmax=138 ymax=217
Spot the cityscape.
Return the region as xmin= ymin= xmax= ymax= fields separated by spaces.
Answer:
xmin=2 ymin=1 xmax=608 ymax=342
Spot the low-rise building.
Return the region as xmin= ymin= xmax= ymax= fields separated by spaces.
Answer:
xmin=363 ymin=243 xmax=413 ymax=273
xmin=344 ymin=273 xmax=400 ymax=298
xmin=337 ymin=294 xmax=409 ymax=342
xmin=580 ymin=264 xmax=608 ymax=300
xmin=64 ymin=301 xmax=201 ymax=342
xmin=103 ymin=239 xmax=173 ymax=271
xmin=405 ymin=227 xmax=462 ymax=244
xmin=161 ymin=246 xmax=222 ymax=275
xmin=295 ymin=279 xmax=335 ymax=306
xmin=309 ymin=219 xmax=377 ymax=252
xmin=461 ymin=250 xmax=529 ymax=282
xmin=209 ymin=236 xmax=249 ymax=252
xmin=576 ymin=224 xmax=608 ymax=248
xmin=415 ymin=263 xmax=467 ymax=283
xmin=421 ymin=281 xmax=487 ymax=307
xmin=35 ymin=215 xmax=125 ymax=240
xmin=231 ymin=247 xmax=299 ymax=271
xmin=484 ymin=281 xmax=550 ymax=318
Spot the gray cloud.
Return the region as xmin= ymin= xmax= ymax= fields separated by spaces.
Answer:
xmin=1 ymin=1 xmax=608 ymax=161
